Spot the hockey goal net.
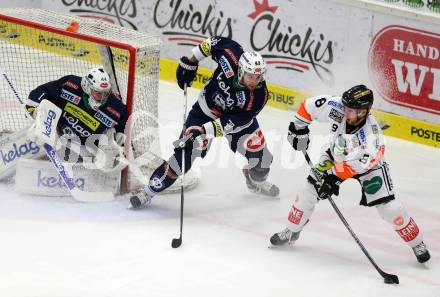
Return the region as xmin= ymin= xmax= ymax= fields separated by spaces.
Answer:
xmin=0 ymin=8 xmax=197 ymax=194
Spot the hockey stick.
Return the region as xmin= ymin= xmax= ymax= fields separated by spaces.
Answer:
xmin=1 ymin=66 xmax=114 ymax=202
xmin=44 ymin=142 xmax=114 ymax=202
xmin=302 ymin=150 xmax=399 ymax=284
xmin=35 ymin=100 xmax=115 ymax=202
xmin=171 ymin=84 xmax=189 ymax=249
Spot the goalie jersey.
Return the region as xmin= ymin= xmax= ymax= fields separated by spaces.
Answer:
xmin=192 ymin=37 xmax=269 ymax=134
xmin=26 ymin=75 xmax=128 ymax=144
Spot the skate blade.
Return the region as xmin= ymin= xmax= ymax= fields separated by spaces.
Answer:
xmin=267 ymin=242 xmax=295 ymax=249
xmin=126 ymin=201 xmax=151 ymax=210
xmin=249 ymin=189 xmax=280 ymax=199
xmin=126 ymin=203 xmax=145 ymax=210
xmin=421 ymin=260 xmax=431 ymax=269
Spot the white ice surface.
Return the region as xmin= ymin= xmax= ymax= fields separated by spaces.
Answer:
xmin=0 ymin=81 xmax=439 ymax=297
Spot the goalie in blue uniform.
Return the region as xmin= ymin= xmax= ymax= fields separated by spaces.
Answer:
xmin=0 ymin=67 xmax=128 ymax=193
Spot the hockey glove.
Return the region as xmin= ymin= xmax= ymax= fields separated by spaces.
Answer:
xmin=94 ymin=128 xmax=126 ymax=172
xmin=287 ymin=122 xmax=310 ymax=151
xmin=115 ymin=132 xmax=126 ymax=146
xmin=176 ymin=56 xmax=198 ymax=90
xmin=173 ymin=126 xmax=206 ymax=149
xmin=317 ymin=174 xmax=342 ymax=200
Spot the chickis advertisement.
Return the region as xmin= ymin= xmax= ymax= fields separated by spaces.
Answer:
xmin=2 ymin=0 xmax=440 ymax=147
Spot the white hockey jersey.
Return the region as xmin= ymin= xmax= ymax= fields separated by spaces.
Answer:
xmin=293 ymin=95 xmax=385 ymax=180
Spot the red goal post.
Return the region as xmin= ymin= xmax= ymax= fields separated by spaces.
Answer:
xmin=0 ymin=8 xmax=164 ymax=193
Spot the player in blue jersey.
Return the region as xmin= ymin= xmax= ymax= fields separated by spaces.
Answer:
xmin=26 ymin=67 xmax=128 ymax=145
xmin=25 ymin=67 xmax=128 ymax=165
xmin=130 ymin=37 xmax=279 ymax=208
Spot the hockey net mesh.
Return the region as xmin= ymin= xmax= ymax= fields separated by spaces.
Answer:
xmin=0 ymin=8 xmax=165 ymax=192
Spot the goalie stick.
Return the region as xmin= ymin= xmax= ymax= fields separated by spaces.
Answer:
xmin=36 ymin=100 xmax=116 ymax=203
xmin=302 ymin=150 xmax=399 ymax=284
xmin=43 ymin=142 xmax=114 ymax=202
xmin=1 ymin=66 xmax=114 ymax=202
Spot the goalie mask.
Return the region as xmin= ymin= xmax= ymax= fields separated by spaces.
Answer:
xmin=238 ymin=51 xmax=266 ymax=90
xmin=81 ymin=68 xmax=112 ymax=110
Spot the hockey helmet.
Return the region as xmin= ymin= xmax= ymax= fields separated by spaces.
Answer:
xmin=81 ymin=68 xmax=112 ymax=108
xmin=238 ymin=51 xmax=266 ymax=83
xmin=342 ymin=85 xmax=374 ymax=110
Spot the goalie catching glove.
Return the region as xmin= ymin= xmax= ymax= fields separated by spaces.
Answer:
xmin=94 ymin=128 xmax=127 ymax=172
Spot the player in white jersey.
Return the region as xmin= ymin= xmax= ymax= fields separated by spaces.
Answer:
xmin=270 ymin=85 xmax=430 ymax=264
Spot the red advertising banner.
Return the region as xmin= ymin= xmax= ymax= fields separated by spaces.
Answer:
xmin=369 ymin=25 xmax=440 ymax=115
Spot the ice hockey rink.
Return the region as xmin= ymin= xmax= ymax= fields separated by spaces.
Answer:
xmin=0 ymin=81 xmax=438 ymax=297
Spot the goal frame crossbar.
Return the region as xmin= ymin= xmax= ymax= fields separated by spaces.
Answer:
xmin=0 ymin=11 xmax=143 ymax=193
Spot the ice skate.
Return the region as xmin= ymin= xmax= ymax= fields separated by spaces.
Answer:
xmin=128 ymin=189 xmax=153 ymax=209
xmin=243 ymin=167 xmax=280 ymax=197
xmin=270 ymin=228 xmax=301 ymax=246
xmin=412 ymin=241 xmax=431 ymax=264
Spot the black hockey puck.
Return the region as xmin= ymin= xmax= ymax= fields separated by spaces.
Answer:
xmin=384 ymin=276 xmax=399 ymax=284
xmin=171 ymin=238 xmax=182 ymax=248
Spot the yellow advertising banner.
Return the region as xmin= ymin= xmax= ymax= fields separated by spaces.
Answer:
xmin=161 ymin=58 xmax=440 ymax=149
xmin=372 ymin=110 xmax=440 ymax=148
xmin=159 ymin=58 xmax=306 ymax=111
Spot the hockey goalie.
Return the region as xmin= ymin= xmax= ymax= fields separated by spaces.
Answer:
xmin=0 ymin=67 xmax=128 ymax=199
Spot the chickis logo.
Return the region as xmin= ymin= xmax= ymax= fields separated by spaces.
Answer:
xmin=248 ymin=0 xmax=335 ymax=84
xmin=61 ymin=0 xmax=137 ymax=29
xmin=153 ymin=0 xmax=233 ymax=46
xmin=369 ymin=26 xmax=440 ymax=115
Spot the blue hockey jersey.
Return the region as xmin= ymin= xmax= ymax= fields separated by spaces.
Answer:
xmin=192 ymin=37 xmax=269 ymax=134
xmin=27 ymin=75 xmax=128 ymax=144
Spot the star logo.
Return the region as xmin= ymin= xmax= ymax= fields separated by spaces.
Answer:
xmin=248 ymin=0 xmax=278 ymax=20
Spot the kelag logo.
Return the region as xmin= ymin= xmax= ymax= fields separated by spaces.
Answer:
xmin=248 ymin=0 xmax=335 ymax=84
xmin=153 ymin=0 xmax=233 ymax=46
xmin=369 ymin=26 xmax=440 ymax=115
xmin=37 ymin=169 xmax=85 ymax=191
xmin=43 ymin=110 xmax=57 ymax=137
xmin=1 ymin=141 xmax=40 ymax=165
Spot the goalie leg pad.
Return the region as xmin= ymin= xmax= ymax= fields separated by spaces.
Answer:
xmin=376 ymin=199 xmax=424 ymax=248
xmin=0 ymin=128 xmax=45 ymax=180
xmin=15 ymin=158 xmax=120 ymax=196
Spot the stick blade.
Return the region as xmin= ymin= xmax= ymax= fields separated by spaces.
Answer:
xmin=171 ymin=238 xmax=182 ymax=248
xmin=383 ymin=273 xmax=399 ymax=284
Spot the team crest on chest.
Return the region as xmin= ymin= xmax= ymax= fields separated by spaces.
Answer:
xmin=236 ymin=91 xmax=246 ymax=109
